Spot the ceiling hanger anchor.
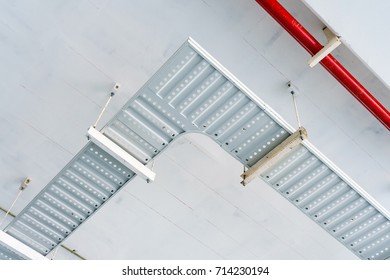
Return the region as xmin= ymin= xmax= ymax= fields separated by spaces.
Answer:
xmin=19 ymin=177 xmax=31 ymax=190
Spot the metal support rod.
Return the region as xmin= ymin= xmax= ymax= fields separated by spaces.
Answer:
xmin=94 ymin=93 xmax=115 ymax=128
xmin=292 ymin=92 xmax=302 ymax=128
xmin=288 ymin=82 xmax=302 ymax=128
xmin=255 ymin=0 xmax=390 ymax=130
xmin=0 ymin=178 xmax=30 ymax=227
xmin=93 ymin=84 xmax=120 ymax=128
xmin=0 ymin=190 xmax=22 ymax=227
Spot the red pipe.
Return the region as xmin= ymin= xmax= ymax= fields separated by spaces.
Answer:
xmin=255 ymin=0 xmax=390 ymax=130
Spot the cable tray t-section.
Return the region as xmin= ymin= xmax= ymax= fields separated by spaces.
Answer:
xmin=5 ymin=38 xmax=390 ymax=259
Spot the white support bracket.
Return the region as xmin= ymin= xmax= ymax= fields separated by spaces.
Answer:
xmin=240 ymin=127 xmax=308 ymax=186
xmin=0 ymin=231 xmax=47 ymax=260
xmin=87 ymin=126 xmax=156 ymax=183
xmin=308 ymin=27 xmax=341 ymax=67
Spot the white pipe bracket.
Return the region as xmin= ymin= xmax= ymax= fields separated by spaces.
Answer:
xmin=308 ymin=27 xmax=341 ymax=67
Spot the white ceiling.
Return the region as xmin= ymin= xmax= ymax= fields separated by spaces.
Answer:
xmin=0 ymin=0 xmax=389 ymax=260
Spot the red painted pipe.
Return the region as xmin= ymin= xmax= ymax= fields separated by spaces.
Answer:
xmin=255 ymin=0 xmax=390 ymax=130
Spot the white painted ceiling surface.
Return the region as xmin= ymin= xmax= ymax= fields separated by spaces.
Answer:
xmin=0 ymin=0 xmax=389 ymax=260
xmin=303 ymin=0 xmax=390 ymax=89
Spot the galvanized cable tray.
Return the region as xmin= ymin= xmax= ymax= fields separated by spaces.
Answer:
xmin=5 ymin=38 xmax=390 ymax=259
